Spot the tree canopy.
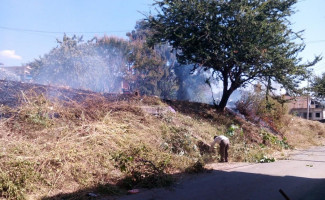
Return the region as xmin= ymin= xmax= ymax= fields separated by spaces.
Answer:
xmin=126 ymin=21 xmax=179 ymax=98
xmin=147 ymin=0 xmax=321 ymax=110
xmin=311 ymin=72 xmax=325 ymax=101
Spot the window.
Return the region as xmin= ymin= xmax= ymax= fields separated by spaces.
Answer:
xmin=316 ymin=113 xmax=321 ymax=118
xmin=303 ymin=113 xmax=307 ymax=119
xmin=309 ymin=113 xmax=312 ymax=118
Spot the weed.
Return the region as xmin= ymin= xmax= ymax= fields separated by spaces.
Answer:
xmin=260 ymin=131 xmax=292 ymax=150
xmin=112 ymin=145 xmax=173 ymax=189
xmin=226 ymin=124 xmax=240 ymax=137
xmin=163 ymin=126 xmax=197 ymax=156
xmin=236 ymin=91 xmax=287 ymax=132
xmin=19 ymin=95 xmax=54 ymax=128
xmin=261 ymin=131 xmax=278 ymax=146
xmin=278 ymin=136 xmax=292 ymax=149
xmin=0 ymin=160 xmax=39 ymax=200
xmin=258 ymin=155 xmax=275 ymax=163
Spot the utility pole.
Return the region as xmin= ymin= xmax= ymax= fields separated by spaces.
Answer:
xmin=307 ymin=78 xmax=310 ymax=120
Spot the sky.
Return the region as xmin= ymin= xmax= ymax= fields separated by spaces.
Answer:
xmin=0 ymin=0 xmax=324 ymax=76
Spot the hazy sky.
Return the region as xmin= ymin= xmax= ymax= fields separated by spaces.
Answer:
xmin=0 ymin=0 xmax=324 ymax=75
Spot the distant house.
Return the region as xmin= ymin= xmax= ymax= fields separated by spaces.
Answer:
xmin=285 ymin=95 xmax=325 ymax=121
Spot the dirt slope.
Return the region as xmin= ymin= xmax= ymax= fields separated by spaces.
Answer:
xmin=0 ymin=80 xmax=323 ymax=199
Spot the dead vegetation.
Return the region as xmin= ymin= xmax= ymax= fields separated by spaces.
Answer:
xmin=0 ymin=80 xmax=324 ymax=199
xmin=281 ymin=115 xmax=325 ymax=148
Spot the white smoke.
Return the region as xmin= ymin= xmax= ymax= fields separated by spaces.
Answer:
xmin=0 ymin=68 xmax=20 ymax=81
xmin=31 ymin=37 xmax=128 ymax=93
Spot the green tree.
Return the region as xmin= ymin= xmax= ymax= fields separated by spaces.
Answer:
xmin=94 ymin=36 xmax=131 ymax=92
xmin=311 ymin=72 xmax=325 ymax=101
xmin=147 ymin=0 xmax=321 ymax=110
xmin=127 ymin=21 xmax=178 ymax=99
xmin=128 ymin=20 xmax=212 ymax=101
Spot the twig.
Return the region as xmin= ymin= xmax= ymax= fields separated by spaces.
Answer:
xmin=136 ymin=158 xmax=163 ymax=174
xmin=47 ymin=169 xmax=63 ymax=197
xmin=20 ymin=90 xmax=30 ymax=104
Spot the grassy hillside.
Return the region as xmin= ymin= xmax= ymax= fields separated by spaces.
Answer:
xmin=0 ymin=81 xmax=324 ymax=199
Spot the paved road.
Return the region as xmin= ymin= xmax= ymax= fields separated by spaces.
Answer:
xmin=118 ymin=146 xmax=325 ymax=200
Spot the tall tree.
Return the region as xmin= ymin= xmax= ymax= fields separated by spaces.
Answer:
xmin=147 ymin=0 xmax=321 ymax=110
xmin=311 ymin=72 xmax=325 ymax=102
xmin=127 ymin=21 xmax=179 ymax=99
xmin=129 ymin=20 xmax=212 ymax=101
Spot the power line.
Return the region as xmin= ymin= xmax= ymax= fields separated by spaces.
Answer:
xmin=0 ymin=26 xmax=129 ymax=34
xmin=1 ymin=26 xmax=325 ymax=43
xmin=306 ymin=40 xmax=325 ymax=44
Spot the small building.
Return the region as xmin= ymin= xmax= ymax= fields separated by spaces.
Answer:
xmin=286 ymin=95 xmax=325 ymax=121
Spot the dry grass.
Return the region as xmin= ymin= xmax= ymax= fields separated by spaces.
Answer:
xmin=281 ymin=115 xmax=325 ymax=148
xmin=0 ymin=92 xmax=217 ymax=199
xmin=0 ymin=88 xmax=324 ymax=199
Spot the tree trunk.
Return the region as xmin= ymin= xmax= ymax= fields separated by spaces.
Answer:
xmin=217 ymin=88 xmax=234 ymax=111
xmin=217 ymin=76 xmax=238 ymax=111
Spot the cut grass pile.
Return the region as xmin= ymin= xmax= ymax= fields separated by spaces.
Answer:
xmin=0 ymin=87 xmax=324 ymax=199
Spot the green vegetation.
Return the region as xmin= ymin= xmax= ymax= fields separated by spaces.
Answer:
xmin=311 ymin=72 xmax=325 ymax=102
xmin=258 ymin=155 xmax=276 ymax=163
xmin=111 ymin=145 xmax=174 ymax=189
xmin=0 ymin=160 xmax=40 ymax=200
xmin=147 ymin=0 xmax=321 ymax=110
xmin=236 ymin=91 xmax=288 ymax=132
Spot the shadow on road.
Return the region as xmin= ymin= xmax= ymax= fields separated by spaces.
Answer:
xmin=41 ymin=182 xmax=122 ymax=200
xmin=42 ymin=168 xmax=325 ymax=200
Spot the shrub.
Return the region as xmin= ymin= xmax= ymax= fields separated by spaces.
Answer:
xmin=236 ymin=91 xmax=287 ymax=132
xmin=162 ymin=126 xmax=198 ymax=156
xmin=111 ymin=145 xmax=173 ymax=189
xmin=226 ymin=124 xmax=240 ymax=137
xmin=185 ymin=159 xmax=206 ymax=174
xmin=0 ymin=160 xmax=39 ymax=200
xmin=258 ymin=155 xmax=275 ymax=163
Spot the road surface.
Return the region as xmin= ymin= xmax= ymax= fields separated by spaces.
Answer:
xmin=118 ymin=146 xmax=325 ymax=200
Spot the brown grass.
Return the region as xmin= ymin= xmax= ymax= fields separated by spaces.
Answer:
xmin=0 ymin=88 xmax=324 ymax=199
xmin=281 ymin=115 xmax=325 ymax=148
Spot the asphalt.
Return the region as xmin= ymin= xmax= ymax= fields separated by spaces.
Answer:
xmin=118 ymin=146 xmax=325 ymax=200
